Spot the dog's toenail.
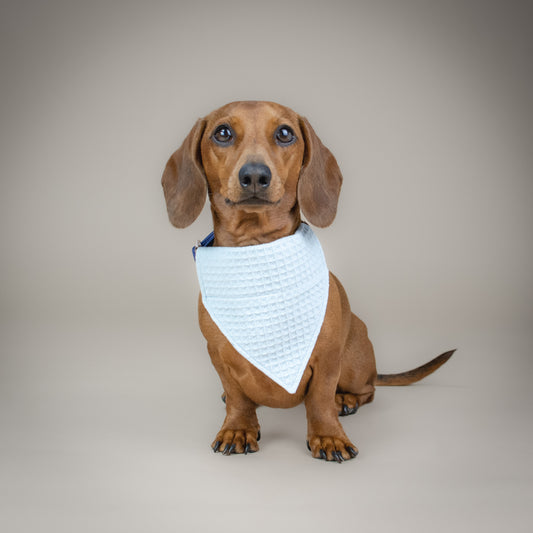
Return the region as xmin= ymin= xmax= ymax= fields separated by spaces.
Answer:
xmin=333 ymin=451 xmax=343 ymax=463
xmin=347 ymin=446 xmax=358 ymax=458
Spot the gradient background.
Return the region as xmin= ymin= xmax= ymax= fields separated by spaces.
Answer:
xmin=1 ymin=0 xmax=532 ymax=531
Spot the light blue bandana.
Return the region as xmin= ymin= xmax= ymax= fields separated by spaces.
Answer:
xmin=194 ymin=223 xmax=329 ymax=393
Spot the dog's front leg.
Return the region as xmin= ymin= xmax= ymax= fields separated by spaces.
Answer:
xmin=200 ymin=302 xmax=261 ymax=456
xmin=212 ymin=389 xmax=261 ymax=455
xmin=212 ymin=386 xmax=261 ymax=455
xmin=304 ymin=367 xmax=359 ymax=463
xmin=207 ymin=343 xmax=261 ymax=456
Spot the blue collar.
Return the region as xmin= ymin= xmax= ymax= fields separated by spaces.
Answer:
xmin=192 ymin=231 xmax=215 ymax=260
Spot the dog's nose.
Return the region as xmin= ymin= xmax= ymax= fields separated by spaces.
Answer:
xmin=238 ymin=162 xmax=272 ymax=190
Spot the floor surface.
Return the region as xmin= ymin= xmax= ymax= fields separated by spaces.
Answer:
xmin=1 ymin=313 xmax=531 ymax=533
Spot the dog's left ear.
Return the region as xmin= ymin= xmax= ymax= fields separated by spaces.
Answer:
xmin=162 ymin=118 xmax=207 ymax=228
xmin=297 ymin=116 xmax=343 ymax=227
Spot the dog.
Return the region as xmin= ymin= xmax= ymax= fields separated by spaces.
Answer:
xmin=162 ymin=100 xmax=454 ymax=462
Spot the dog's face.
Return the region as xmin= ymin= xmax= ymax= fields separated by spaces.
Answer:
xmin=162 ymin=101 xmax=343 ymax=233
xmin=200 ymin=101 xmax=304 ymax=212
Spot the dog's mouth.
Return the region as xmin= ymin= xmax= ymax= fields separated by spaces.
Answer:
xmin=225 ymin=195 xmax=278 ymax=207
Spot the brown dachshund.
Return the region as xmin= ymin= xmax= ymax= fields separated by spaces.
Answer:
xmin=162 ymin=100 xmax=454 ymax=462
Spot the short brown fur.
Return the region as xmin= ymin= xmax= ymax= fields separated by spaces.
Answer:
xmin=162 ymin=101 xmax=454 ymax=462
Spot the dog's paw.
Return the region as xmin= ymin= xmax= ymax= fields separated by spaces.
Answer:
xmin=335 ymin=393 xmax=359 ymax=416
xmin=211 ymin=429 xmax=261 ymax=455
xmin=306 ymin=435 xmax=358 ymax=463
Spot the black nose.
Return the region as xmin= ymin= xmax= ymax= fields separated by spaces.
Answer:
xmin=238 ymin=162 xmax=272 ymax=190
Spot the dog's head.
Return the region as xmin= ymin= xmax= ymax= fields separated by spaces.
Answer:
xmin=162 ymin=101 xmax=343 ymax=232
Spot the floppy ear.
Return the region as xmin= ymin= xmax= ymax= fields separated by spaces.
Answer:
xmin=162 ymin=118 xmax=207 ymax=228
xmin=297 ymin=116 xmax=343 ymax=227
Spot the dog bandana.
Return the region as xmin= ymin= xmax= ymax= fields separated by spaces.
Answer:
xmin=193 ymin=223 xmax=329 ymax=394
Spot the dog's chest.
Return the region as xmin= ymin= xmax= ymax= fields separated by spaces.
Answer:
xmin=194 ymin=223 xmax=329 ymax=394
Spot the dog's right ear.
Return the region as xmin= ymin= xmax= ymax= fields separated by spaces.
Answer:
xmin=162 ymin=118 xmax=207 ymax=228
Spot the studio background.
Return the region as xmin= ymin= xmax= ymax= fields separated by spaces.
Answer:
xmin=1 ymin=1 xmax=532 ymax=532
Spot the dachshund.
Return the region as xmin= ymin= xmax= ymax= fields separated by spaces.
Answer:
xmin=162 ymin=100 xmax=454 ymax=462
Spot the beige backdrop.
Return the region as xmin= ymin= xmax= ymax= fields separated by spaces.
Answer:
xmin=1 ymin=1 xmax=532 ymax=532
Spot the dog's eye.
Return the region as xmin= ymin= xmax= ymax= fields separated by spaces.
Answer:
xmin=275 ymin=125 xmax=296 ymax=145
xmin=212 ymin=125 xmax=234 ymax=145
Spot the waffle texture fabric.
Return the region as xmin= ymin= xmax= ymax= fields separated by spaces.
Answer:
xmin=195 ymin=223 xmax=329 ymax=393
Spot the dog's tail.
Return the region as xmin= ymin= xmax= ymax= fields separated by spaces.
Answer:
xmin=376 ymin=349 xmax=455 ymax=386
